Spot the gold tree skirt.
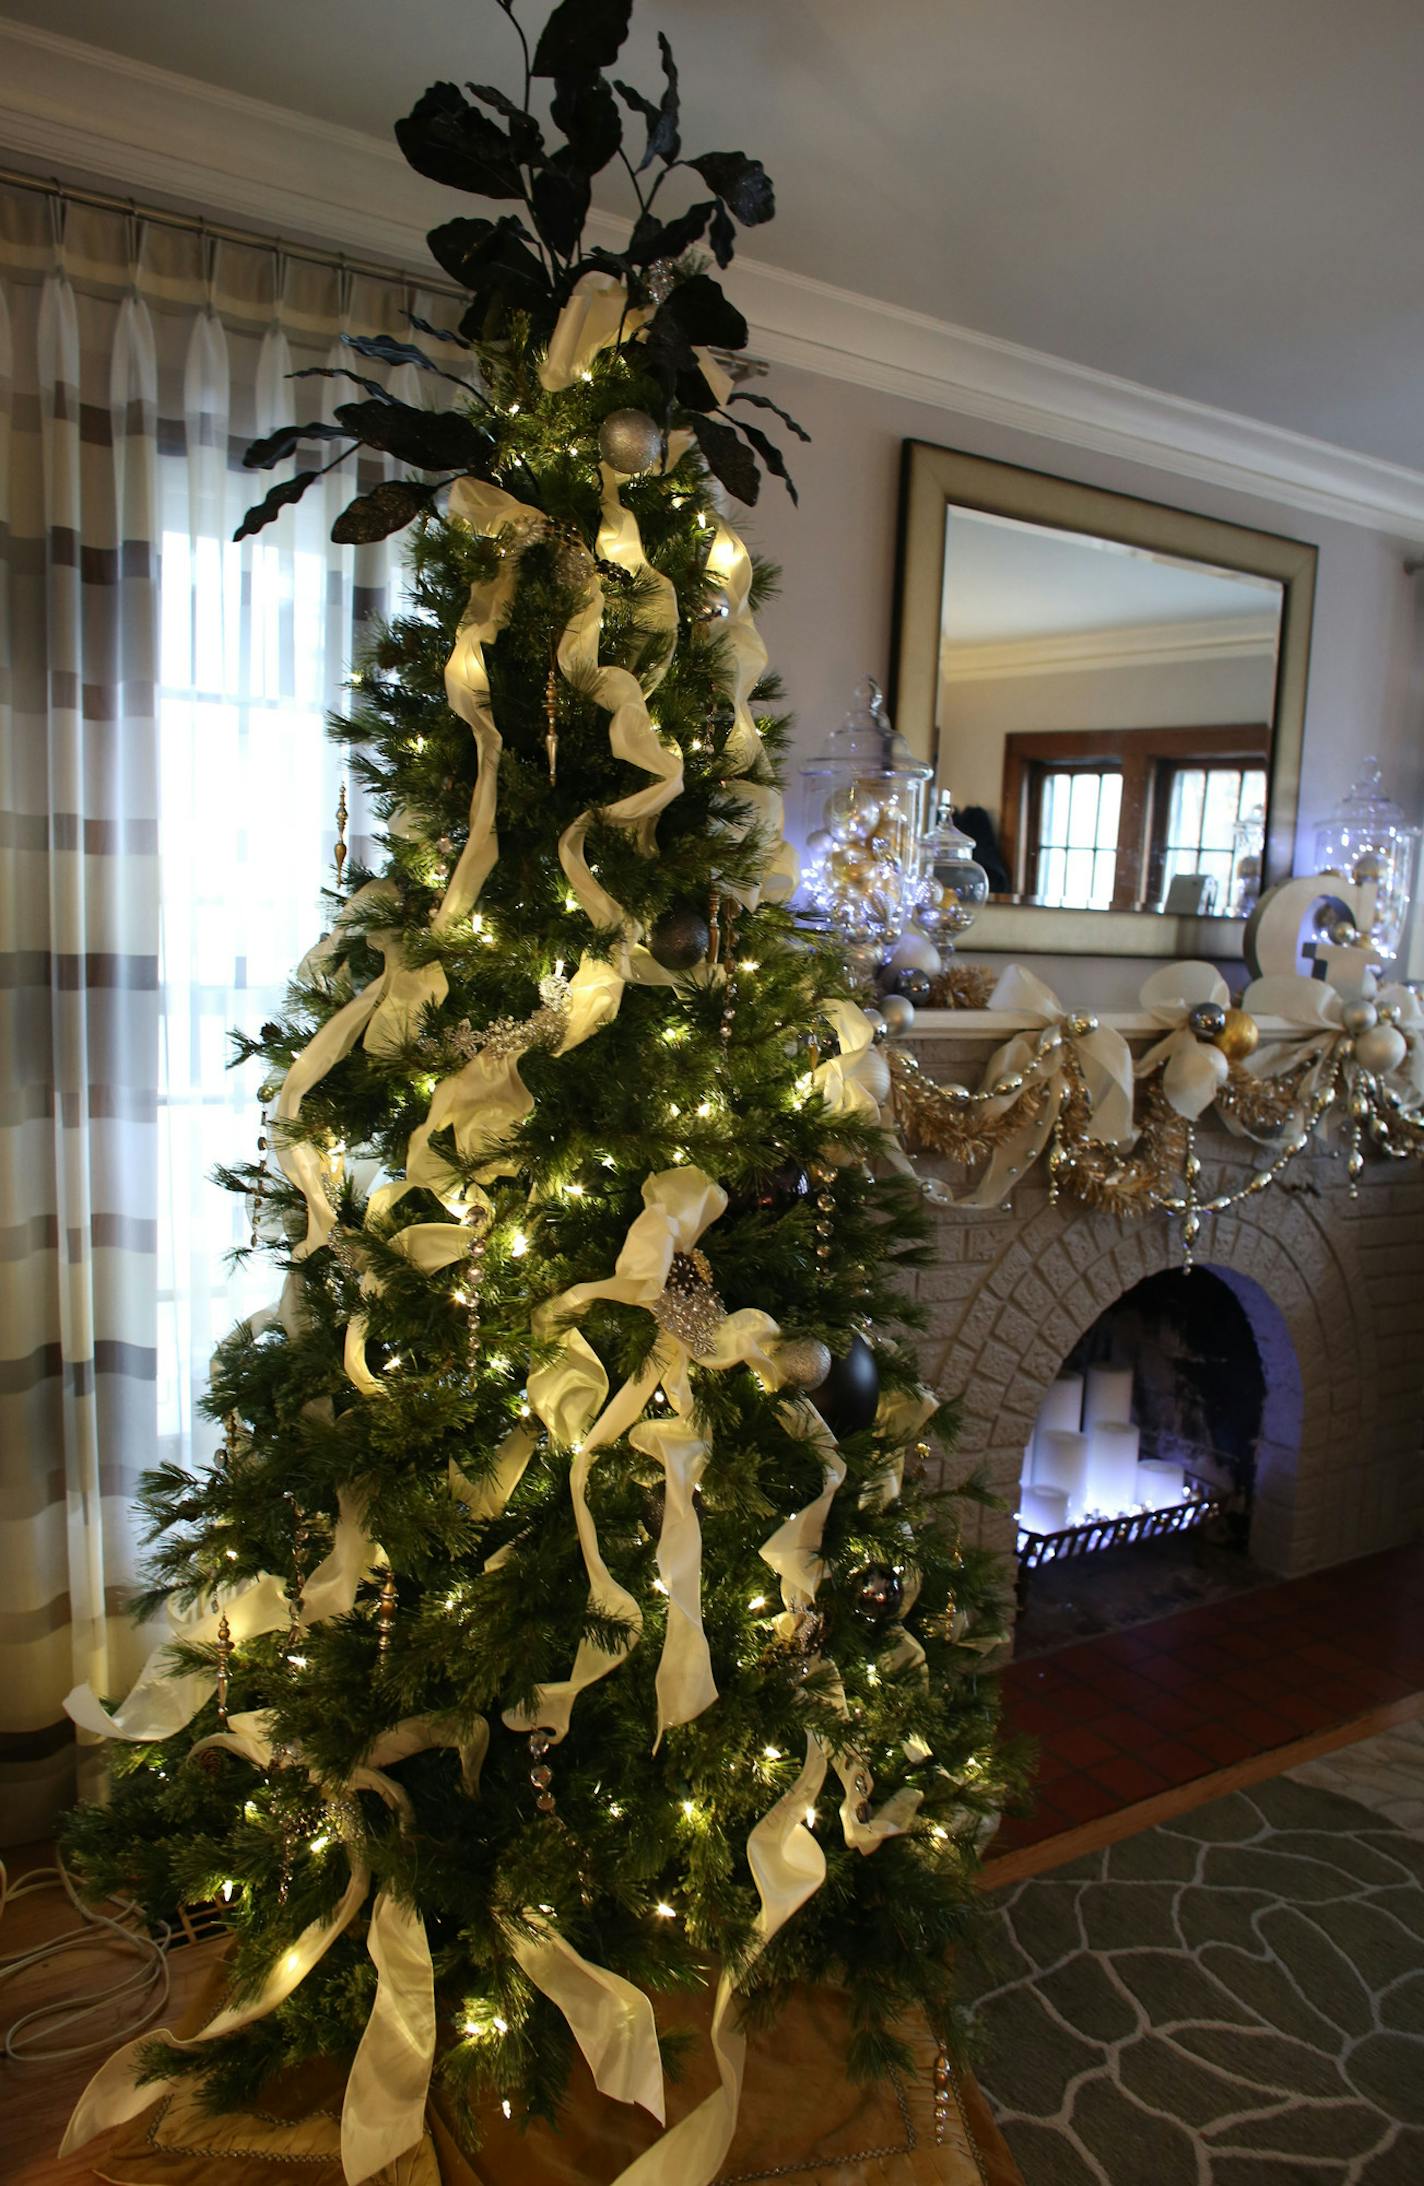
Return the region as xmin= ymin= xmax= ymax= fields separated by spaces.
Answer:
xmin=89 ymin=1984 xmax=1016 ymax=2186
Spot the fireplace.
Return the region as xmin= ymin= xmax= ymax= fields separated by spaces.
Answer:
xmin=904 ymin=1015 xmax=1424 ymax=1639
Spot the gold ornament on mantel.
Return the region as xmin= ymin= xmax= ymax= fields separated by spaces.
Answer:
xmin=1214 ymin=1006 xmax=1260 ymax=1062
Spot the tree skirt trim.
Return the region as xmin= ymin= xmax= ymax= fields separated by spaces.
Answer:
xmin=93 ymin=1984 xmax=1016 ymax=2186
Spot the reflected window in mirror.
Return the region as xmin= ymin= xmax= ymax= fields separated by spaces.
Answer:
xmin=1157 ymin=763 xmax=1266 ymax=915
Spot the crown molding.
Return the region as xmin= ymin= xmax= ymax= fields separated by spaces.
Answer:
xmin=4 ymin=20 xmax=1424 ymax=540
xmin=940 ymin=611 xmax=1281 ymax=683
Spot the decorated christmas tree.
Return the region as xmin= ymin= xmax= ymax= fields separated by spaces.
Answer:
xmin=61 ymin=5 xmax=1015 ymax=2178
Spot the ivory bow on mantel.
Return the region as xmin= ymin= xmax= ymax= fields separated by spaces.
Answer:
xmin=960 ymin=966 xmax=1135 ymax=1207
xmin=1136 ymin=962 xmax=1231 ymax=1119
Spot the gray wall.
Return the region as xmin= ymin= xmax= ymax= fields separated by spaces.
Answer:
xmin=741 ymin=364 xmax=1424 ymax=999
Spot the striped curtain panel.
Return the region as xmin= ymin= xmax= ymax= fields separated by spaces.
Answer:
xmin=0 ymin=187 xmax=455 ymax=1842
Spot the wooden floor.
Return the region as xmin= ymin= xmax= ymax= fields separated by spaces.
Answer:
xmin=0 ymin=1845 xmax=223 ymax=2186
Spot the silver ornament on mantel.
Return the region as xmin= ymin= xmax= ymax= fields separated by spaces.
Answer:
xmin=773 ymin=1336 xmax=833 ymax=1390
xmin=879 ymin=992 xmax=916 ymax=1038
xmin=1187 ymin=1002 xmax=1227 ymax=1040
xmin=598 ymin=407 xmax=664 ymax=475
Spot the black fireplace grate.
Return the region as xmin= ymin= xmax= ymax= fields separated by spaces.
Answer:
xmin=1013 ymin=1474 xmax=1230 ymax=1607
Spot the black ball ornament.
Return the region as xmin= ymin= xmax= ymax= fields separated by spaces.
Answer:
xmin=753 ymin=1162 xmax=811 ymax=1210
xmin=805 ymin=1331 xmax=880 ymax=1438
xmin=852 ymin=1563 xmax=904 ymax=1623
xmin=1186 ymin=1001 xmax=1227 ymax=1040
xmin=886 ymin=967 xmax=932 ymax=1005
xmin=648 ymin=904 xmax=711 ymax=972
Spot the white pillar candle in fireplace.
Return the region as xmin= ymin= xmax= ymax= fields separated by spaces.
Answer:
xmin=1136 ymin=1457 xmax=1186 ymax=1507
xmin=1084 ymin=1365 xmax=1134 ymax=1429
xmin=1018 ymin=1485 xmax=1069 ymax=1535
xmin=1086 ymin=1422 xmax=1141 ymax=1515
xmin=1034 ymin=1428 xmax=1089 ymax=1519
xmin=1036 ymin=1375 xmax=1084 ymax=1437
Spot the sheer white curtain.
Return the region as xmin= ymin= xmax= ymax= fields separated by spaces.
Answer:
xmin=154 ymin=274 xmax=425 ymax=1473
xmin=0 ymin=185 xmax=452 ymax=1832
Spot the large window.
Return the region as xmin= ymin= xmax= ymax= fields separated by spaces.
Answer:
xmin=1000 ymin=725 xmax=1270 ymax=913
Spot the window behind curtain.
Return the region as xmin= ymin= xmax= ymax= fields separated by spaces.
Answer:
xmin=149 ymin=287 xmax=442 ymax=1477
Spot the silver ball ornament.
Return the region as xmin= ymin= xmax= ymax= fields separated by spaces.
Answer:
xmin=861 ymin=1007 xmax=888 ymax=1042
xmin=879 ymin=992 xmax=916 ymax=1038
xmin=1187 ymin=1002 xmax=1227 ymax=1039
xmin=1341 ymin=1000 xmax=1378 ymax=1036
xmin=774 ymin=1336 xmax=833 ymax=1391
xmin=598 ymin=408 xmax=664 ymax=475
xmin=1354 ymin=1023 xmax=1407 ymax=1075
xmin=846 ymin=940 xmax=885 ymax=982
xmin=1064 ymin=1012 xmax=1099 ymax=1038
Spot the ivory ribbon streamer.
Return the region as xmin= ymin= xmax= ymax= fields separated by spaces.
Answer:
xmin=961 ymin=966 xmax=1136 ymax=1207
xmin=64 ymin=1488 xmax=374 ymax=1742
xmin=508 ymin=1920 xmax=665 ymax=2121
xmin=556 ymin=475 xmax=683 ymax=935
xmin=61 ymin=1708 xmax=471 ymax=2184
xmin=701 ymin=521 xmax=798 ymax=909
xmin=1137 ymin=962 xmax=1231 ymax=1118
xmin=505 ymin=1167 xmax=782 ymax=1746
xmin=439 ymin=477 xmax=549 ymax=931
xmin=863 ymin=1383 xmax=939 ymax=1511
xmin=538 ymin=273 xmax=651 ymax=392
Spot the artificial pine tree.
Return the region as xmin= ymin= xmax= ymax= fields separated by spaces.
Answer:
xmin=61 ymin=5 xmax=1016 ymax=2178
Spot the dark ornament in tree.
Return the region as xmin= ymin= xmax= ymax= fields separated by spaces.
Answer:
xmin=804 ymin=1331 xmax=880 ymax=1438
xmin=731 ymin=1162 xmax=811 ymax=1216
xmin=648 ymin=904 xmax=711 ymax=971
xmin=852 ymin=1564 xmax=904 ymax=1623
xmin=883 ymin=966 xmax=932 ymax=1005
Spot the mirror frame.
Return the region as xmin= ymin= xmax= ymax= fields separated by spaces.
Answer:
xmin=890 ymin=440 xmax=1318 ymax=957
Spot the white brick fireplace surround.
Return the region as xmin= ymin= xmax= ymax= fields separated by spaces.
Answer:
xmin=904 ymin=1015 xmax=1424 ymax=1604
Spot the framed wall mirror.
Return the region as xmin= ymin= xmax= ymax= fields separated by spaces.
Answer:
xmin=891 ymin=442 xmax=1317 ymax=956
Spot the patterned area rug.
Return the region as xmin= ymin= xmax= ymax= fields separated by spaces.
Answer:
xmin=965 ymin=1763 xmax=1424 ymax=2183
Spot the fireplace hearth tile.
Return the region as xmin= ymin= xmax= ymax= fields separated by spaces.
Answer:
xmin=1138 ymin=1737 xmax=1215 ymax=1786
xmin=1040 ymin=1726 xmax=1121 ymax=1770
xmin=1088 ymin=1752 xmax=1173 ymax=1802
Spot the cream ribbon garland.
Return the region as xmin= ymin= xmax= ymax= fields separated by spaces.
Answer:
xmin=555 ymin=469 xmax=683 ymax=936
xmin=961 ymin=965 xmax=1136 ymax=1207
xmin=700 ymin=521 xmax=798 ymax=910
xmin=505 ymin=1166 xmax=783 ymax=1749
xmin=64 ymin=1487 xmax=375 ymax=1744
xmin=61 ymin=1708 xmax=465 ymax=2185
xmin=1136 ymin=961 xmax=1232 ymax=1119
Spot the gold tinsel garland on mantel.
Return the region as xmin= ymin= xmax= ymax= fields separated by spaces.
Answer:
xmin=888 ymin=1006 xmax=1424 ymax=1270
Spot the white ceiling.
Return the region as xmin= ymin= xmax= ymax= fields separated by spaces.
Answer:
xmin=3 ymin=0 xmax=1423 ymax=470
xmin=941 ymin=512 xmax=1282 ymax=646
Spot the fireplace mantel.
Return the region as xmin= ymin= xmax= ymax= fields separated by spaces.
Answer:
xmin=902 ymin=1021 xmax=1424 ymax=1616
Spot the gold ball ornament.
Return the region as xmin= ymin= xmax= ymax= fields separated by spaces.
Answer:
xmin=1214 ymin=1007 xmax=1260 ymax=1061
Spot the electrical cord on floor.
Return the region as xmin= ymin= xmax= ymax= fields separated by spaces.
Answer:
xmin=0 ymin=1851 xmax=173 ymax=2062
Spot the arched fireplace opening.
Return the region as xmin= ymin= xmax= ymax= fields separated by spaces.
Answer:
xmin=1014 ymin=1264 xmax=1302 ymax=1655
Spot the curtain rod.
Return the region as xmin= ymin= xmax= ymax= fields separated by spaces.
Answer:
xmin=0 ymin=163 xmax=464 ymax=301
